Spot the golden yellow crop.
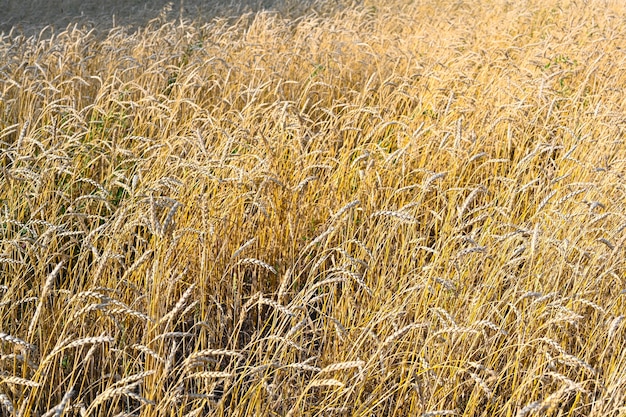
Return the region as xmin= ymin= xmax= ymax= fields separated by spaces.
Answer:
xmin=0 ymin=1 xmax=625 ymax=415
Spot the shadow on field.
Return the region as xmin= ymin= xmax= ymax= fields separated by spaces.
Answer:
xmin=1 ymin=0 xmax=311 ymax=38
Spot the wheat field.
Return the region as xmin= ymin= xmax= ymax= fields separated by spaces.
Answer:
xmin=1 ymin=0 xmax=625 ymax=416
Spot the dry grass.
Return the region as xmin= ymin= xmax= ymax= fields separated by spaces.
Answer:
xmin=1 ymin=0 xmax=626 ymax=415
